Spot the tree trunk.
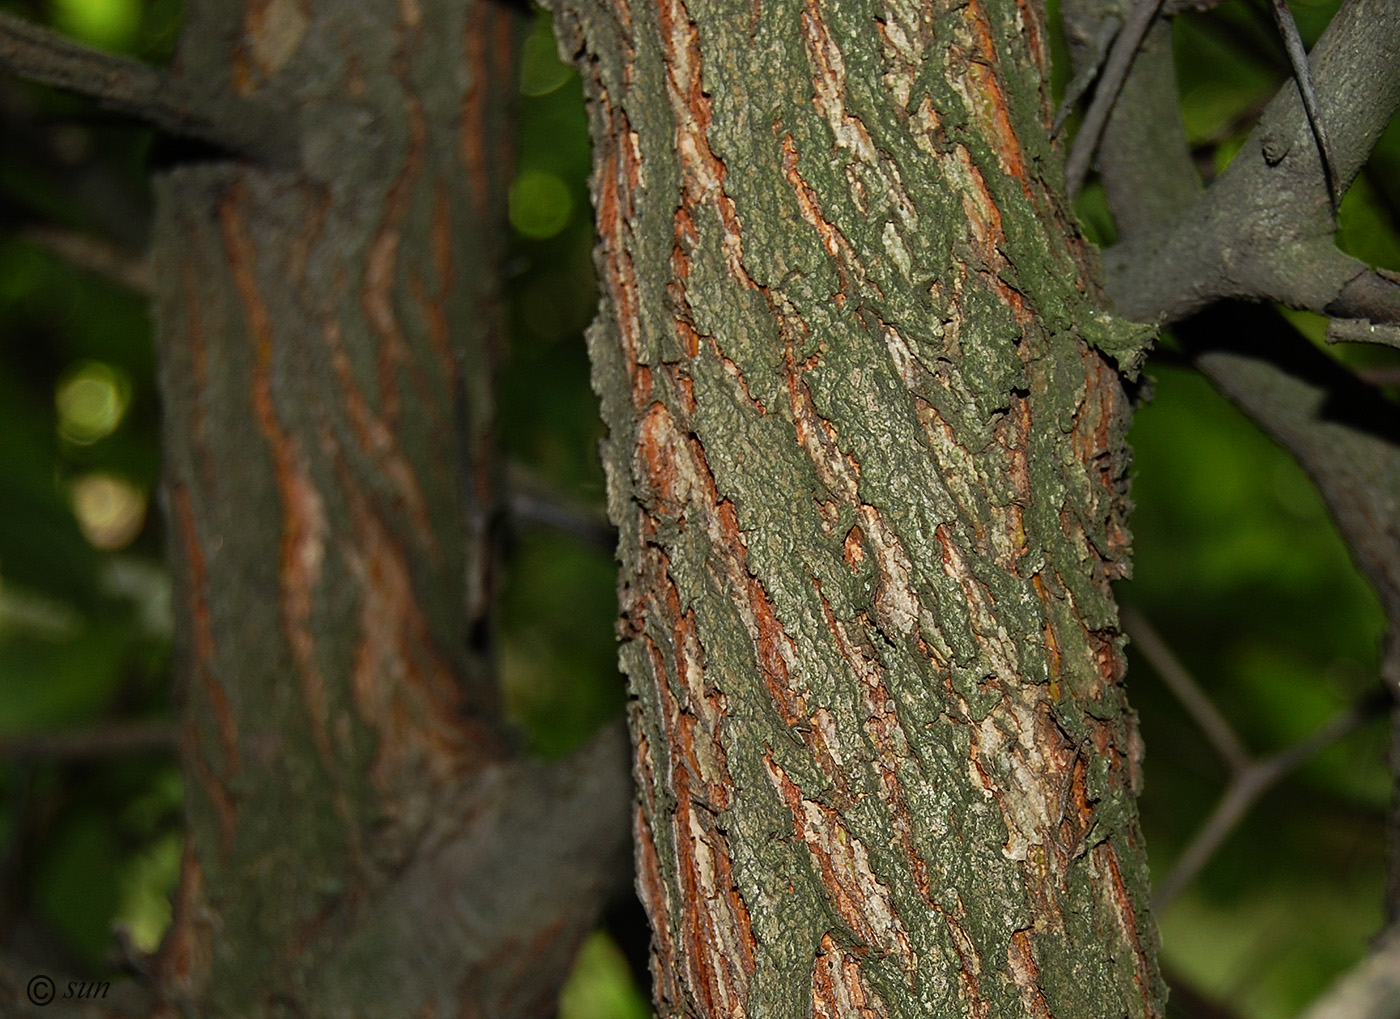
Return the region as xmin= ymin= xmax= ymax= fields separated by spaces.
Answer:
xmin=147 ymin=1 xmax=630 ymax=1015
xmin=554 ymin=0 xmax=1164 ymax=1015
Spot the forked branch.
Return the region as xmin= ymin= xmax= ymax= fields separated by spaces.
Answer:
xmin=1124 ymin=609 xmax=1386 ymax=912
xmin=1096 ymin=0 xmax=1400 ymax=331
xmin=1061 ymin=0 xmax=1400 ymax=713
xmin=1062 ymin=0 xmax=1336 ymax=208
xmin=1063 ymin=0 xmax=1166 ymax=198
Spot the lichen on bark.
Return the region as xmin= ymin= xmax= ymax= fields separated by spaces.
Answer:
xmin=555 ymin=0 xmax=1164 ymax=1015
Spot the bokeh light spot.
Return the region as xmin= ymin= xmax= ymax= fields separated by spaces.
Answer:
xmin=56 ymin=362 xmax=131 ymax=445
xmin=509 ymin=171 xmax=573 ymax=240
xmin=520 ymin=28 xmax=571 ymax=97
xmin=50 ymin=0 xmax=142 ymax=51
xmin=72 ymin=474 xmax=146 ymax=550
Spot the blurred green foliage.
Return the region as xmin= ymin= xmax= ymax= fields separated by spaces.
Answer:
xmin=0 ymin=0 xmax=176 ymax=981
xmin=558 ymin=931 xmax=654 ymax=1019
xmin=0 ymin=0 xmax=1397 ymax=1016
xmin=497 ymin=13 xmax=619 ymax=766
xmin=1128 ymin=362 xmax=1389 ymax=1019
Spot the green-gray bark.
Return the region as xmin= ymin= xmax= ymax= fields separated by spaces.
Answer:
xmin=555 ymin=0 xmax=1164 ymax=1015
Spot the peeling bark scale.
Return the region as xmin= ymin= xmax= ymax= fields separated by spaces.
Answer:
xmin=148 ymin=1 xmax=630 ymax=1016
xmin=555 ymin=0 xmax=1164 ymax=1015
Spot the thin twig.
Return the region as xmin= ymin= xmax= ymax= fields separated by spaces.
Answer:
xmin=1325 ymin=268 xmax=1400 ymax=343
xmin=505 ymin=462 xmax=617 ymax=553
xmin=1051 ymin=15 xmax=1121 ymax=138
xmin=19 ymin=225 xmax=150 ymax=292
xmin=1326 ymin=319 xmax=1400 ymax=350
xmin=1152 ymin=757 xmax=1265 ymax=912
xmin=1270 ymin=689 xmax=1386 ymax=775
xmin=1268 ymin=0 xmax=1340 ymax=213
xmin=1067 ymin=0 xmax=1337 ymax=203
xmin=1065 ymin=0 xmax=1166 ymax=199
xmin=0 ymin=719 xmax=177 ymax=760
xmin=1124 ymin=608 xmax=1250 ymax=772
xmin=0 ymin=10 xmax=294 ymax=164
xmin=1126 ymin=605 xmax=1387 ymax=912
xmin=1153 ymin=690 xmax=1386 ymax=911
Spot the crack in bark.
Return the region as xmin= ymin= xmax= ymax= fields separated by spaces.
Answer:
xmin=659 ymin=0 xmax=758 ymax=293
xmin=811 ymin=933 xmax=893 ymax=1019
xmin=763 ymin=754 xmax=917 ymax=973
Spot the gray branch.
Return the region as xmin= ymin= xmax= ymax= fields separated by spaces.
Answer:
xmin=0 ymin=11 xmax=294 ymax=164
xmin=1101 ymin=0 xmax=1400 ymax=327
xmin=1066 ymin=0 xmax=1400 ymax=695
xmin=1123 ymin=609 xmax=1250 ymax=772
xmin=1327 ymin=319 xmax=1400 ymax=351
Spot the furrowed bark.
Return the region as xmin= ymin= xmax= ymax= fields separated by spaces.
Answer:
xmin=555 ymin=0 xmax=1164 ymax=1015
xmin=149 ymin=1 xmax=630 ymax=1015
